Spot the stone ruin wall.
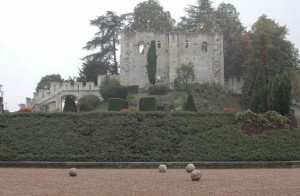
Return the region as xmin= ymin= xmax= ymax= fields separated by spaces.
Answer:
xmin=120 ymin=31 xmax=224 ymax=88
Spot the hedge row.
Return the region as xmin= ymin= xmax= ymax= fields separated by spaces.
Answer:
xmin=0 ymin=112 xmax=299 ymax=162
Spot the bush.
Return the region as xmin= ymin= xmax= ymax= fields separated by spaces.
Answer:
xmin=100 ymin=76 xmax=128 ymax=100
xmin=63 ymin=95 xmax=78 ymax=112
xmin=122 ymin=100 xmax=128 ymax=109
xmin=108 ymin=98 xmax=124 ymax=111
xmin=77 ymin=94 xmax=100 ymax=112
xmin=148 ymin=85 xmax=168 ymax=95
xmin=236 ymin=110 xmax=290 ymax=134
xmin=126 ymin=85 xmax=139 ymax=94
xmin=139 ymin=97 xmax=156 ymax=111
xmin=183 ymin=94 xmax=197 ymax=111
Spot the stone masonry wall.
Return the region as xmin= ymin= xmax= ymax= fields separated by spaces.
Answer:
xmin=120 ymin=31 xmax=224 ymax=88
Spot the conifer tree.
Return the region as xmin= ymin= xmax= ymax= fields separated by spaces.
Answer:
xmin=63 ymin=96 xmax=78 ymax=112
xmin=147 ymin=40 xmax=157 ymax=85
xmin=184 ymin=94 xmax=197 ymax=112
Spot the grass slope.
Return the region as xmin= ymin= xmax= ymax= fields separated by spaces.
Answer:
xmin=0 ymin=112 xmax=299 ymax=162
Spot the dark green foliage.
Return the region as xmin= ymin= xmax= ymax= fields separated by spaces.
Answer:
xmin=77 ymin=60 xmax=109 ymax=83
xmin=271 ymin=73 xmax=292 ymax=115
xmin=176 ymin=63 xmax=195 ymax=91
xmin=139 ymin=97 xmax=156 ymax=111
xmin=0 ymin=112 xmax=299 ymax=162
xmin=35 ymin=74 xmax=64 ymax=92
xmin=108 ymin=98 xmax=123 ymax=111
xmin=83 ymin=11 xmax=131 ymax=75
xmin=129 ymin=0 xmax=175 ymax=32
xmin=77 ymin=94 xmax=100 ymax=112
xmin=146 ymin=40 xmax=157 ymax=85
xmin=63 ymin=96 xmax=78 ymax=112
xmin=122 ymin=100 xmax=128 ymax=109
xmin=148 ymin=85 xmax=167 ymax=95
xmin=249 ymin=81 xmax=269 ymax=113
xmin=184 ymin=94 xmax=197 ymax=111
xmin=100 ymin=76 xmax=128 ymax=100
xmin=126 ymin=85 xmax=139 ymax=94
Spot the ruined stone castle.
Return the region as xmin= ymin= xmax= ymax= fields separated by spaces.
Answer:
xmin=120 ymin=31 xmax=224 ymax=87
xmin=27 ymin=31 xmax=231 ymax=112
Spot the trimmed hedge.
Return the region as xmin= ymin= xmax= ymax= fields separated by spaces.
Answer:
xmin=148 ymin=85 xmax=167 ymax=95
xmin=108 ymin=98 xmax=123 ymax=111
xmin=127 ymin=85 xmax=139 ymax=94
xmin=0 ymin=112 xmax=299 ymax=162
xmin=139 ymin=97 xmax=156 ymax=111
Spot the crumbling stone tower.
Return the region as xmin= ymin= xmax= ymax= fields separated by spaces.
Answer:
xmin=120 ymin=31 xmax=224 ymax=88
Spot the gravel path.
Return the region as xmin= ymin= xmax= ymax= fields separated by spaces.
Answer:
xmin=0 ymin=168 xmax=299 ymax=195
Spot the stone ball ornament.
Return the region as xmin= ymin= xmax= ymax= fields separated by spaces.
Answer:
xmin=191 ymin=170 xmax=201 ymax=181
xmin=158 ymin=164 xmax=167 ymax=173
xmin=186 ymin=163 xmax=195 ymax=173
xmin=69 ymin=168 xmax=78 ymax=176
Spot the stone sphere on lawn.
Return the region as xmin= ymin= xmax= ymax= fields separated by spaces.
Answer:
xmin=186 ymin=163 xmax=195 ymax=173
xmin=191 ymin=170 xmax=201 ymax=181
xmin=69 ymin=168 xmax=77 ymax=176
xmin=159 ymin=164 xmax=167 ymax=173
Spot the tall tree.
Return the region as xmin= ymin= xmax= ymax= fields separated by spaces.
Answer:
xmin=83 ymin=11 xmax=130 ymax=74
xmin=146 ymin=40 xmax=157 ymax=85
xmin=243 ymin=15 xmax=299 ymax=112
xmin=77 ymin=59 xmax=109 ymax=83
xmin=129 ymin=0 xmax=175 ymax=32
xmin=271 ymin=72 xmax=292 ymax=115
xmin=35 ymin=74 xmax=64 ymax=92
xmin=178 ymin=0 xmax=215 ymax=32
xmin=214 ymin=3 xmax=246 ymax=78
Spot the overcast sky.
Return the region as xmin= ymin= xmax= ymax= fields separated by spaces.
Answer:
xmin=0 ymin=0 xmax=299 ymax=111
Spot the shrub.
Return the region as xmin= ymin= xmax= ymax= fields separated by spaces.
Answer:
xmin=77 ymin=94 xmax=100 ymax=112
xmin=108 ymin=98 xmax=123 ymax=111
xmin=148 ymin=85 xmax=167 ymax=95
xmin=271 ymin=72 xmax=292 ymax=115
xmin=183 ymin=94 xmax=197 ymax=111
xmin=63 ymin=95 xmax=78 ymax=112
xmin=236 ymin=110 xmax=290 ymax=134
xmin=122 ymin=100 xmax=128 ymax=109
xmin=126 ymin=85 xmax=139 ymax=94
xmin=263 ymin=111 xmax=288 ymax=129
xmin=18 ymin=108 xmax=32 ymax=112
xmin=100 ymin=76 xmax=128 ymax=100
xmin=139 ymin=97 xmax=156 ymax=111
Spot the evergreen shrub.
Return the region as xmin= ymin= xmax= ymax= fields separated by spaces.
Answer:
xmin=108 ymin=98 xmax=123 ymax=111
xmin=126 ymin=85 xmax=139 ymax=94
xmin=77 ymin=94 xmax=100 ymax=112
xmin=148 ymin=85 xmax=168 ymax=95
xmin=184 ymin=94 xmax=197 ymax=111
xmin=139 ymin=97 xmax=156 ymax=111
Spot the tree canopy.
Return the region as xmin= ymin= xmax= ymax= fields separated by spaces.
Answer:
xmin=129 ymin=0 xmax=175 ymax=32
xmin=35 ymin=74 xmax=64 ymax=92
xmin=243 ymin=15 xmax=299 ymax=113
xmin=83 ymin=11 xmax=130 ymax=75
xmin=77 ymin=59 xmax=109 ymax=84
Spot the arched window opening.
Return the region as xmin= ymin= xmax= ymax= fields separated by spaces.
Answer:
xmin=158 ymin=41 xmax=161 ymax=48
xmin=138 ymin=43 xmax=145 ymax=54
xmin=202 ymin=42 xmax=208 ymax=52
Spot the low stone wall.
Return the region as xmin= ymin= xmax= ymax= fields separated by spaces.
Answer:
xmin=1 ymin=161 xmax=299 ymax=169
